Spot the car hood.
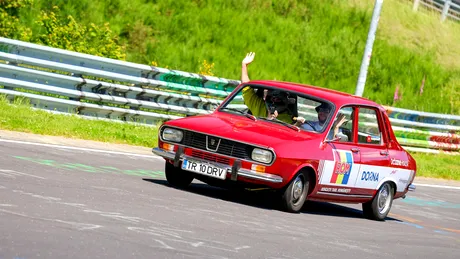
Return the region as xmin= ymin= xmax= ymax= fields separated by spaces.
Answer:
xmin=165 ymin=113 xmax=317 ymax=149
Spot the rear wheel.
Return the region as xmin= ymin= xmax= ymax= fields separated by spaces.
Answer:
xmin=362 ymin=182 xmax=394 ymax=221
xmin=281 ymin=172 xmax=309 ymax=213
xmin=165 ymin=162 xmax=194 ymax=188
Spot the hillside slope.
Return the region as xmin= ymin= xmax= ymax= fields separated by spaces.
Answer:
xmin=3 ymin=0 xmax=460 ymax=114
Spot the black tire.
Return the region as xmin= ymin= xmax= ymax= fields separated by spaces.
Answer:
xmin=165 ymin=162 xmax=194 ymax=188
xmin=362 ymin=182 xmax=394 ymax=221
xmin=281 ymin=172 xmax=309 ymax=213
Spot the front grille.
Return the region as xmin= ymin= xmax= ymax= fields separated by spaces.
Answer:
xmin=183 ymin=131 xmax=207 ymax=150
xmin=191 ymin=150 xmax=230 ymax=164
xmin=183 ymin=131 xmax=250 ymax=160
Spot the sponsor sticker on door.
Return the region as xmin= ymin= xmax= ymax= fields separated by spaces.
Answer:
xmin=330 ymin=150 xmax=353 ymax=185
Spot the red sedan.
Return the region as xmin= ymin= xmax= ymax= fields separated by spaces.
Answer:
xmin=152 ymin=80 xmax=416 ymax=221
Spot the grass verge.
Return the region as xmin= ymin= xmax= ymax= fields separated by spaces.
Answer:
xmin=0 ymin=96 xmax=458 ymax=181
xmin=0 ymin=96 xmax=158 ymax=147
xmin=411 ymin=153 xmax=460 ymax=181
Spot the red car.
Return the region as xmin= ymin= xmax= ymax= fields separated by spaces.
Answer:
xmin=152 ymin=80 xmax=416 ymax=221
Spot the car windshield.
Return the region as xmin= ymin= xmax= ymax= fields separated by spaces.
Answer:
xmin=219 ymin=85 xmax=334 ymax=133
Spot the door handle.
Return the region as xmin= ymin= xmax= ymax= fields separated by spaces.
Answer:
xmin=351 ymin=147 xmax=360 ymax=153
xmin=380 ymin=150 xmax=389 ymax=156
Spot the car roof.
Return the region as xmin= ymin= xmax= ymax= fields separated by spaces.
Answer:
xmin=245 ymin=80 xmax=383 ymax=110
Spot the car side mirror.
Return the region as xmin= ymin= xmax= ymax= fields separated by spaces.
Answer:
xmin=336 ymin=132 xmax=348 ymax=142
xmin=324 ymin=136 xmax=341 ymax=143
xmin=324 ymin=132 xmax=348 ymax=143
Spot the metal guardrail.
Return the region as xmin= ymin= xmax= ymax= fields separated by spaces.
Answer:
xmin=0 ymin=37 xmax=459 ymax=154
xmin=412 ymin=0 xmax=460 ymax=22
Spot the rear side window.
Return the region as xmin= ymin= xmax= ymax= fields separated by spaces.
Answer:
xmin=357 ymin=108 xmax=382 ymax=145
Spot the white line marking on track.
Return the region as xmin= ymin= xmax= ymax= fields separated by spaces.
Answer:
xmin=13 ymin=190 xmax=62 ymax=201
xmin=191 ymin=242 xmax=204 ymax=247
xmin=0 ymin=139 xmax=162 ymax=159
xmin=235 ymin=245 xmax=251 ymax=250
xmin=91 ymin=186 xmax=123 ymax=191
xmin=0 ymin=204 xmax=16 ymax=207
xmin=0 ymin=209 xmax=102 ymax=231
xmin=57 ymin=202 xmax=87 ymax=208
xmin=53 ymin=219 xmax=103 ymax=231
xmin=414 ymin=183 xmax=460 ymax=190
xmin=153 ymin=239 xmax=175 ymax=250
xmin=0 ymin=169 xmax=46 ymax=179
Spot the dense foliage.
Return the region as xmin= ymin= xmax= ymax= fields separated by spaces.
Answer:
xmin=0 ymin=0 xmax=125 ymax=59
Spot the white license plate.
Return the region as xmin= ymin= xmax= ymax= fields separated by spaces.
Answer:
xmin=181 ymin=159 xmax=227 ymax=180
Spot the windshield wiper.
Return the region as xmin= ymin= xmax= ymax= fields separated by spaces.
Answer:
xmin=220 ymin=108 xmax=256 ymax=121
xmin=258 ymin=117 xmax=299 ymax=132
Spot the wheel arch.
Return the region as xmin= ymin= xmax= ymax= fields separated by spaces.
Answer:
xmin=295 ymin=165 xmax=317 ymax=195
xmin=376 ymin=179 xmax=397 ymax=196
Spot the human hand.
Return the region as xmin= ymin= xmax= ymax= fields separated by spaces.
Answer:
xmin=242 ymin=52 xmax=255 ymax=66
xmin=295 ymin=116 xmax=305 ymax=123
xmin=335 ymin=113 xmax=347 ymax=128
xmin=293 ymin=116 xmax=305 ymax=127
xmin=268 ymin=110 xmax=278 ymax=120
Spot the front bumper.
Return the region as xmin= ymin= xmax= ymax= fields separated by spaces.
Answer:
xmin=152 ymin=147 xmax=283 ymax=183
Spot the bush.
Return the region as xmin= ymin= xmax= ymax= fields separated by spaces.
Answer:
xmin=0 ymin=0 xmax=33 ymax=41
xmin=0 ymin=0 xmax=125 ymax=60
xmin=35 ymin=6 xmax=126 ymax=60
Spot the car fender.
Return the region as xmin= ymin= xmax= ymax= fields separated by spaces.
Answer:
xmin=375 ymin=176 xmax=398 ymax=195
xmin=290 ymin=162 xmax=318 ymax=192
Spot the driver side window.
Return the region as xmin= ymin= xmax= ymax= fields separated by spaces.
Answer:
xmin=327 ymin=106 xmax=354 ymax=142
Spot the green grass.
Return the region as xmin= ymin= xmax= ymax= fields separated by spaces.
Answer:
xmin=411 ymin=153 xmax=460 ymax=181
xmin=1 ymin=96 xmax=458 ymax=181
xmin=0 ymin=96 xmax=158 ymax=147
xmin=8 ymin=0 xmax=460 ymax=115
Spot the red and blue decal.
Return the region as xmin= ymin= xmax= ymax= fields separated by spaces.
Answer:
xmin=330 ymin=150 xmax=353 ymax=185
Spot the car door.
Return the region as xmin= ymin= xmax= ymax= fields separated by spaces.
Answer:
xmin=319 ymin=106 xmax=361 ymax=194
xmin=353 ymin=106 xmax=391 ymax=191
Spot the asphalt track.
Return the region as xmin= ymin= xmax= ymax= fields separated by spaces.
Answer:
xmin=0 ymin=139 xmax=459 ymax=259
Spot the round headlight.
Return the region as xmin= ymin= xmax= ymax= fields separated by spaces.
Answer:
xmin=162 ymin=128 xmax=183 ymax=143
xmin=251 ymin=148 xmax=273 ymax=164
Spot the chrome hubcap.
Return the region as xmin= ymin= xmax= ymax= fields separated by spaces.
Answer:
xmin=377 ymin=184 xmax=391 ymax=214
xmin=292 ymin=175 xmax=304 ymax=202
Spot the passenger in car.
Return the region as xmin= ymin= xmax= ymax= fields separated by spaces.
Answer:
xmin=241 ymin=52 xmax=295 ymax=123
xmin=296 ymin=103 xmax=348 ymax=141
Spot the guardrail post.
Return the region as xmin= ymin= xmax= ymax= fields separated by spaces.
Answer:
xmin=2 ymin=62 xmax=16 ymax=91
xmin=6 ymin=61 xmax=18 ymax=66
xmin=413 ymin=0 xmax=420 ymax=11
xmin=441 ymin=0 xmax=452 ymax=22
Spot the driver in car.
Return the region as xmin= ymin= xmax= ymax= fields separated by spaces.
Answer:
xmin=295 ymin=103 xmax=332 ymax=131
xmin=241 ymin=52 xmax=294 ymax=123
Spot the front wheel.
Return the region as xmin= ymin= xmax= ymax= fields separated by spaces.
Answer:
xmin=362 ymin=182 xmax=394 ymax=221
xmin=281 ymin=172 xmax=309 ymax=213
xmin=165 ymin=161 xmax=194 ymax=188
